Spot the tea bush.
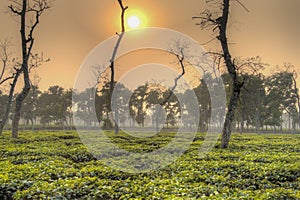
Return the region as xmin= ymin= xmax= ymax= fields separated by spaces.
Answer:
xmin=0 ymin=131 xmax=299 ymax=199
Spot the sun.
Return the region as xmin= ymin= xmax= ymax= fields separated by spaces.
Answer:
xmin=127 ymin=16 xmax=141 ymax=29
xmin=125 ymin=10 xmax=148 ymax=30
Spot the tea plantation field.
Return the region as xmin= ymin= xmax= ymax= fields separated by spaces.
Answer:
xmin=0 ymin=131 xmax=300 ymax=199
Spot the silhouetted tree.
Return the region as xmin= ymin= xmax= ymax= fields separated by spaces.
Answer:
xmin=194 ymin=1 xmax=266 ymax=147
xmin=0 ymin=40 xmax=14 ymax=86
xmin=238 ymin=73 xmax=265 ymax=133
xmin=130 ymin=84 xmax=149 ymax=127
xmin=37 ymin=86 xmax=70 ymax=127
xmin=0 ymin=40 xmax=22 ymax=135
xmin=194 ymin=75 xmax=214 ymax=132
xmin=9 ymin=0 xmax=51 ymax=138
xmin=99 ymin=81 xmax=114 ymax=129
xmin=109 ymin=0 xmax=128 ymax=134
xmin=21 ymin=85 xmax=41 ymax=130
xmin=264 ymin=70 xmax=297 ymax=131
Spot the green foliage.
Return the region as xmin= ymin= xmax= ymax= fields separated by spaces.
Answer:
xmin=37 ymin=86 xmax=72 ymax=127
xmin=0 ymin=131 xmax=300 ymax=199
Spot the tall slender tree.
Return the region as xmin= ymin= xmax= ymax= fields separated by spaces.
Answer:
xmin=0 ymin=40 xmax=22 ymax=135
xmin=193 ymin=0 xmax=265 ymax=148
xmin=9 ymin=0 xmax=51 ymax=138
xmin=109 ymin=0 xmax=128 ymax=134
xmin=0 ymin=68 xmax=22 ymax=135
xmin=0 ymin=40 xmax=14 ymax=86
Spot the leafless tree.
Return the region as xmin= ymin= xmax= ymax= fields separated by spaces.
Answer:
xmin=9 ymin=0 xmax=51 ymax=138
xmin=159 ymin=40 xmax=189 ymax=106
xmin=0 ymin=51 xmax=48 ymax=135
xmin=0 ymin=40 xmax=21 ymax=135
xmin=0 ymin=67 xmax=22 ymax=135
xmin=109 ymin=0 xmax=128 ymax=134
xmin=193 ymin=0 xmax=256 ymax=148
xmin=0 ymin=40 xmax=15 ymax=86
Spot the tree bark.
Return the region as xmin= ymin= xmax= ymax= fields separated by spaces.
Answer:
xmin=240 ymin=118 xmax=244 ymax=134
xmin=11 ymin=0 xmax=31 ymax=138
xmin=109 ymin=0 xmax=128 ymax=134
xmin=221 ymin=85 xmax=242 ymax=147
xmin=0 ymin=69 xmax=22 ymax=135
xmin=218 ymin=0 xmax=244 ymax=148
xmin=12 ymin=82 xmax=30 ymax=138
xmin=9 ymin=0 xmax=50 ymax=137
xmin=256 ymin=111 xmax=261 ymax=134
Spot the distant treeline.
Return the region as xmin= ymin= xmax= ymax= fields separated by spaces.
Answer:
xmin=0 ymin=70 xmax=299 ymax=133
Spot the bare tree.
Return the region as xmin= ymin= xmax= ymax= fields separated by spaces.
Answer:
xmin=0 ymin=53 xmax=48 ymax=135
xmin=193 ymin=0 xmax=253 ymax=148
xmin=9 ymin=0 xmax=51 ymax=138
xmin=146 ymin=40 xmax=189 ymax=133
xmin=0 ymin=40 xmax=21 ymax=135
xmin=0 ymin=68 xmax=22 ymax=135
xmin=109 ymin=0 xmax=128 ymax=134
xmin=160 ymin=40 xmax=189 ymax=106
xmin=0 ymin=40 xmax=15 ymax=86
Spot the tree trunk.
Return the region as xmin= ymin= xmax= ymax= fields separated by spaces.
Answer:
xmin=221 ymin=84 xmax=242 ymax=148
xmin=218 ymin=0 xmax=244 ymax=148
xmin=64 ymin=119 xmax=69 ymax=130
xmin=255 ymin=110 xmax=261 ymax=134
xmin=114 ymin=108 xmax=120 ymax=134
xmin=240 ymin=119 xmax=244 ymax=134
xmin=109 ymin=0 xmax=127 ymax=134
xmin=0 ymin=70 xmax=21 ymax=135
xmin=31 ymin=118 xmax=34 ymax=131
xmin=12 ymin=82 xmax=30 ymax=138
xmin=11 ymin=0 xmax=31 ymax=138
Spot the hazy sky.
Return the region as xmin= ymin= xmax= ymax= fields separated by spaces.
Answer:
xmin=0 ymin=0 xmax=299 ymax=90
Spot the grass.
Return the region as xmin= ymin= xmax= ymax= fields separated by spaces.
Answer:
xmin=0 ymin=131 xmax=300 ymax=199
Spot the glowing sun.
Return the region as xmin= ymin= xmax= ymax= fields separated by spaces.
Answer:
xmin=127 ymin=16 xmax=141 ymax=29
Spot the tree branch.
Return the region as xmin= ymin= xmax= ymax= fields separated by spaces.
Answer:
xmin=117 ymin=0 xmax=128 ymax=33
xmin=8 ymin=4 xmax=21 ymax=15
xmin=0 ymin=40 xmax=13 ymax=85
xmin=0 ymin=75 xmax=14 ymax=85
xmin=160 ymin=41 xmax=187 ymax=106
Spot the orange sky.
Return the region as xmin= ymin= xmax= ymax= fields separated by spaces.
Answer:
xmin=0 ymin=0 xmax=299 ymax=91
